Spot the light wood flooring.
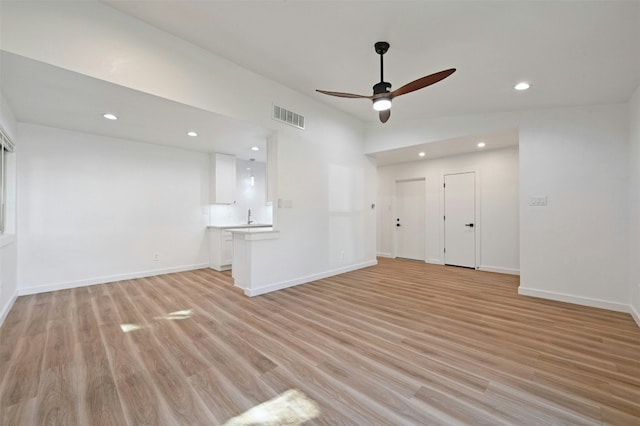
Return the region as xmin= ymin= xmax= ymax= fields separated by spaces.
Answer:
xmin=1 ymin=257 xmax=639 ymax=425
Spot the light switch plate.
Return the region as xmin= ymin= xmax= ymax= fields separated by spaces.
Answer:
xmin=529 ymin=196 xmax=548 ymax=207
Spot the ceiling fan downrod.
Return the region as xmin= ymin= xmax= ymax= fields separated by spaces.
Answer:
xmin=373 ymin=41 xmax=391 ymax=95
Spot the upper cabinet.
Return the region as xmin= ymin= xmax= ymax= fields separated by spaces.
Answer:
xmin=211 ymin=153 xmax=236 ymax=204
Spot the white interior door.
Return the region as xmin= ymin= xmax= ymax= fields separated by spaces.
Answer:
xmin=444 ymin=172 xmax=476 ymax=268
xmin=395 ymin=179 xmax=425 ymax=261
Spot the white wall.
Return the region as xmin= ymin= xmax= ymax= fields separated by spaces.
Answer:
xmin=243 ymin=126 xmax=377 ymax=295
xmin=367 ymin=103 xmax=630 ymax=312
xmin=17 ymin=123 xmax=210 ymax=294
xmin=0 ymin=93 xmax=18 ymax=325
xmin=210 ymin=159 xmax=272 ymax=226
xmin=630 ymin=85 xmax=640 ymax=325
xmin=377 ymin=146 xmax=519 ymax=274
xmin=3 ymin=2 xmax=376 ymax=296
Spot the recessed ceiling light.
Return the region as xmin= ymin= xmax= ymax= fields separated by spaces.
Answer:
xmin=418 ymin=152 xmax=426 ymax=157
xmin=251 ymin=146 xmax=259 ymax=151
xmin=103 ymin=113 xmax=118 ymax=120
xmin=477 ymin=142 xmax=486 ymax=148
xmin=514 ymin=82 xmax=530 ymax=91
xmin=187 ymin=131 xmax=198 ymax=137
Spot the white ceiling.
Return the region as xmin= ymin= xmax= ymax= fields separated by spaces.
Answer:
xmin=373 ymin=127 xmax=519 ymax=167
xmin=0 ymin=52 xmax=270 ymax=161
xmin=2 ymin=2 xmax=639 ymax=165
xmin=104 ymin=0 xmax=640 ymax=123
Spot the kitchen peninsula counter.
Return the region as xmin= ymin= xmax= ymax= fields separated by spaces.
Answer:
xmin=207 ymin=224 xmax=272 ymax=229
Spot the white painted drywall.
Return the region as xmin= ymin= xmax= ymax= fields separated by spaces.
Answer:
xmin=16 ymin=123 xmax=210 ymax=294
xmin=0 ymin=94 xmax=18 ymax=325
xmin=240 ymin=126 xmax=378 ymax=293
xmin=629 ymin=85 xmax=640 ymax=325
xmin=377 ymin=146 xmax=519 ymax=274
xmin=368 ymin=103 xmax=630 ymax=311
xmin=3 ymin=2 xmax=376 ymax=295
xmin=210 ymin=159 xmax=272 ymax=226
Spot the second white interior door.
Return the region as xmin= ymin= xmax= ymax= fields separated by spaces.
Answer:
xmin=395 ymin=179 xmax=425 ymax=261
xmin=444 ymin=172 xmax=476 ymax=268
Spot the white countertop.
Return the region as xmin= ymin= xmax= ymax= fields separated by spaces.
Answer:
xmin=207 ymin=224 xmax=272 ymax=229
xmin=227 ymin=227 xmax=275 ymax=233
xmin=228 ymin=227 xmax=280 ymax=240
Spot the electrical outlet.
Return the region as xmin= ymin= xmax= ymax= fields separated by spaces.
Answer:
xmin=339 ymin=250 xmax=345 ymax=263
xmin=153 ymin=252 xmax=160 ymax=261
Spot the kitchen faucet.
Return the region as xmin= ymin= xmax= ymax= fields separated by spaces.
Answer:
xmin=247 ymin=209 xmax=253 ymax=224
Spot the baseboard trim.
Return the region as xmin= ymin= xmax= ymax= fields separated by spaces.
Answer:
xmin=630 ymin=303 xmax=640 ymax=328
xmin=376 ymin=252 xmax=393 ymax=258
xmin=478 ymin=265 xmax=520 ymax=276
xmin=210 ymin=265 xmax=231 ymax=272
xmin=245 ymin=260 xmax=378 ymax=297
xmin=426 ymin=257 xmax=443 ymax=265
xmin=0 ymin=290 xmax=18 ymax=327
xmin=17 ymin=263 xmax=210 ymax=296
xmin=518 ymin=287 xmax=629 ymax=313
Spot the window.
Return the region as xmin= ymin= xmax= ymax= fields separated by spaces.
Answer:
xmin=0 ymin=127 xmax=15 ymax=234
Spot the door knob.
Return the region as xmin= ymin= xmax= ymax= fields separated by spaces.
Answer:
xmin=465 ymin=223 xmax=474 ymax=228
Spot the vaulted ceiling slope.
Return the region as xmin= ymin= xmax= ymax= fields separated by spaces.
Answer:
xmin=0 ymin=52 xmax=270 ymax=160
xmin=104 ymin=1 xmax=640 ymax=123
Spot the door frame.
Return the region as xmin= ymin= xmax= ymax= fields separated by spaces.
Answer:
xmin=441 ymin=169 xmax=481 ymax=269
xmin=393 ymin=177 xmax=427 ymax=260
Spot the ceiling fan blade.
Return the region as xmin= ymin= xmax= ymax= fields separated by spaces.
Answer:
xmin=379 ymin=109 xmax=390 ymax=123
xmin=390 ymin=68 xmax=456 ymax=99
xmin=316 ymin=89 xmax=373 ymax=99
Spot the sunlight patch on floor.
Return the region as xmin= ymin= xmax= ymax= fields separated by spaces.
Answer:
xmin=154 ymin=308 xmax=195 ymax=321
xmin=223 ymin=389 xmax=320 ymax=426
xmin=120 ymin=323 xmax=146 ymax=333
xmin=120 ymin=308 xmax=195 ymax=332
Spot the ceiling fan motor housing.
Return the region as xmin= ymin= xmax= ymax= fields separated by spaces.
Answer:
xmin=373 ymin=81 xmax=392 ymax=95
xmin=374 ymin=41 xmax=390 ymax=55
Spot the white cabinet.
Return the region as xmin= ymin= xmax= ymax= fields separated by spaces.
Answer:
xmin=210 ymin=153 xmax=236 ymax=204
xmin=209 ymin=228 xmax=233 ymax=271
xmin=222 ymin=231 xmax=233 ymax=265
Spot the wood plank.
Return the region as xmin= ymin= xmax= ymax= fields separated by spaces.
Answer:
xmin=1 ymin=333 xmax=47 ymax=407
xmin=35 ymin=364 xmax=78 ymax=425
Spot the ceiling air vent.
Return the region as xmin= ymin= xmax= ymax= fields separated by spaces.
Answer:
xmin=273 ymin=105 xmax=305 ymax=130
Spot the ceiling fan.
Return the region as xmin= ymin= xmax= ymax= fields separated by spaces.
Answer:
xmin=316 ymin=42 xmax=456 ymax=123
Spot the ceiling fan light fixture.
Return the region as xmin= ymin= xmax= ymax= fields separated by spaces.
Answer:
xmin=373 ymin=98 xmax=392 ymax=111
